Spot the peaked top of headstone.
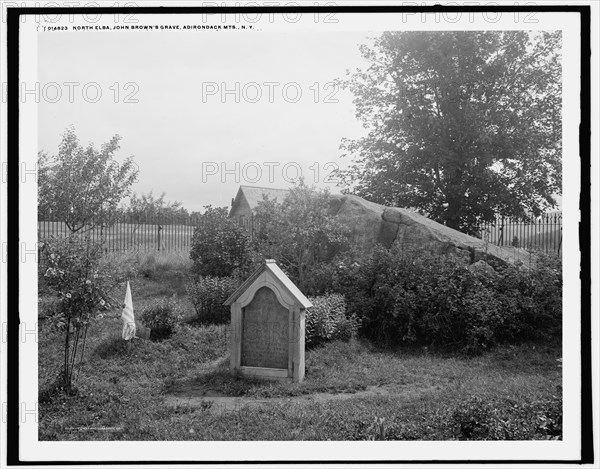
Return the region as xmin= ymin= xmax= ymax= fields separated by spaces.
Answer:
xmin=224 ymin=259 xmax=312 ymax=308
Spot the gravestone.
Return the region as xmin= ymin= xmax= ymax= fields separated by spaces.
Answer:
xmin=224 ymin=259 xmax=312 ymax=382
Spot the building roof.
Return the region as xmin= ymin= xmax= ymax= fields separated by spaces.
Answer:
xmin=230 ymin=185 xmax=290 ymax=215
xmin=224 ymin=259 xmax=312 ymax=309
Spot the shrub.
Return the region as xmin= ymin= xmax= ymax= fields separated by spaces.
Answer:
xmin=305 ymin=293 xmax=360 ymax=347
xmin=189 ymin=206 xmax=250 ymax=277
xmin=495 ymin=253 xmax=562 ymax=341
xmin=140 ymin=296 xmax=183 ymax=341
xmin=186 ymin=276 xmax=240 ymax=324
xmin=449 ymin=390 xmax=562 ymax=440
xmin=250 ymin=181 xmax=351 ymax=296
xmin=38 ymin=235 xmax=117 ymax=389
xmin=334 ymin=245 xmax=562 ymax=354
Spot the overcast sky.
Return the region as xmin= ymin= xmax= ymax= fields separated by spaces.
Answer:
xmin=38 ymin=26 xmax=372 ymax=212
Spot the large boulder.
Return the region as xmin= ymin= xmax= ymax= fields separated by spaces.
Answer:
xmin=328 ymin=194 xmax=530 ymax=266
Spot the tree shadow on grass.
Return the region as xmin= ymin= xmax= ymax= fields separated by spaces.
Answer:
xmin=165 ymin=364 xmax=291 ymax=399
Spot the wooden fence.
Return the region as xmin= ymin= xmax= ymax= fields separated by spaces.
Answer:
xmin=38 ymin=212 xmax=562 ymax=254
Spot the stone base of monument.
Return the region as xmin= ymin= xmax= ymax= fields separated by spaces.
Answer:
xmin=234 ymin=366 xmax=291 ymax=381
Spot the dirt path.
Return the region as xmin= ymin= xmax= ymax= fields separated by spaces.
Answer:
xmin=165 ymin=384 xmax=436 ymax=413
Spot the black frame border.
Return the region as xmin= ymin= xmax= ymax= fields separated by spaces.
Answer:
xmin=6 ymin=3 xmax=593 ymax=466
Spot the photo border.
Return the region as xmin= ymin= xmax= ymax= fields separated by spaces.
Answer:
xmin=5 ymin=3 xmax=593 ymax=466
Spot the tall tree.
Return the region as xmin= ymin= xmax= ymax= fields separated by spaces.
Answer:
xmin=38 ymin=127 xmax=139 ymax=232
xmin=338 ymin=31 xmax=561 ymax=235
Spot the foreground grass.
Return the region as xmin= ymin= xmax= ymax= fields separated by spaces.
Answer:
xmin=39 ymin=258 xmax=562 ymax=441
xmin=39 ymin=323 xmax=561 ymax=441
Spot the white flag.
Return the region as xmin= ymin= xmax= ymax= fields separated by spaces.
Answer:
xmin=121 ymin=281 xmax=136 ymax=340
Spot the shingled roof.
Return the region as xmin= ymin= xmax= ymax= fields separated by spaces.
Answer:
xmin=229 ymin=185 xmax=290 ymax=216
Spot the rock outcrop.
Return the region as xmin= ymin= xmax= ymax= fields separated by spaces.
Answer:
xmin=327 ymin=194 xmax=530 ymax=266
xmin=468 ymin=260 xmax=500 ymax=277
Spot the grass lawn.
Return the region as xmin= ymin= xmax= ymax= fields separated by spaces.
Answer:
xmin=38 ymin=258 xmax=562 ymax=441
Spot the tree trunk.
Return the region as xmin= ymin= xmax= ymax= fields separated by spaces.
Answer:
xmin=63 ymin=317 xmax=71 ymax=388
xmin=444 ymin=198 xmax=462 ymax=231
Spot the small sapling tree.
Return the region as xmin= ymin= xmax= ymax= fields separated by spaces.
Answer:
xmin=39 ymin=236 xmax=118 ymax=391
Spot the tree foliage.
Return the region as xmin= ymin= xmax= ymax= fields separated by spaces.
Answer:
xmin=338 ymin=31 xmax=562 ymax=234
xmin=126 ymin=191 xmax=189 ymax=224
xmin=39 ymin=236 xmax=117 ymax=389
xmin=38 ymin=127 xmax=139 ymax=232
xmin=252 ymin=181 xmax=350 ymax=294
xmin=189 ymin=206 xmax=250 ymax=277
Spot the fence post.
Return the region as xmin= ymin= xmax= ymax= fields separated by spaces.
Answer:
xmin=558 ymin=225 xmax=562 ymax=255
xmin=157 ymin=224 xmax=162 ymax=251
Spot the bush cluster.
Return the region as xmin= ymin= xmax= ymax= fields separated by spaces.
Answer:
xmin=185 ymin=188 xmax=561 ymax=355
xmin=335 ymin=245 xmax=562 ymax=354
xmin=249 ymin=183 xmax=351 ymax=296
xmin=351 ymin=389 xmax=562 ymax=441
xmin=493 ymin=254 xmax=562 ymax=341
xmin=189 ymin=206 xmax=250 ymax=278
xmin=186 ymin=276 xmax=240 ymax=324
xmin=140 ymin=296 xmax=183 ymax=340
xmin=305 ymin=293 xmax=360 ymax=347
xmin=449 ymin=391 xmax=562 ymax=440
